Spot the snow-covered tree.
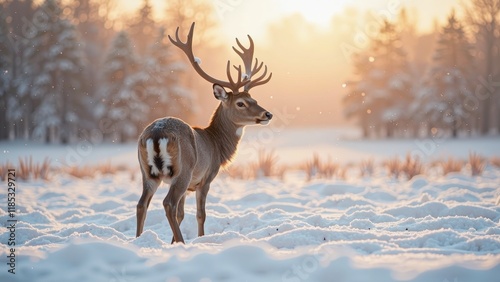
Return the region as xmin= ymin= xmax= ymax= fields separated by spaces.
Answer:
xmin=128 ymin=0 xmax=156 ymax=56
xmin=0 ymin=5 xmax=12 ymax=139
xmin=141 ymin=27 xmax=193 ymax=122
xmin=2 ymin=0 xmax=37 ymax=140
xmin=463 ymin=0 xmax=500 ymax=134
xmin=344 ymin=20 xmax=413 ymax=138
xmin=101 ymin=31 xmax=148 ymax=142
xmin=26 ymin=0 xmax=86 ymax=143
xmin=415 ymin=11 xmax=475 ymax=138
xmin=69 ymin=0 xmax=115 ymax=129
xmin=164 ymin=0 xmax=216 ymax=45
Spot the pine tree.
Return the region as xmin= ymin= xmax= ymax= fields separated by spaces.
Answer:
xmin=101 ymin=31 xmax=148 ymax=142
xmin=69 ymin=0 xmax=115 ymax=132
xmin=142 ymin=28 xmax=192 ymax=122
xmin=164 ymin=0 xmax=216 ymax=44
xmin=128 ymin=0 xmax=156 ymax=56
xmin=463 ymin=0 xmax=500 ymax=135
xmin=0 ymin=5 xmax=12 ymax=139
xmin=3 ymin=0 xmax=36 ymax=140
xmin=344 ymin=20 xmax=413 ymax=138
xmin=417 ymin=11 xmax=475 ymax=138
xmin=26 ymin=0 xmax=85 ymax=143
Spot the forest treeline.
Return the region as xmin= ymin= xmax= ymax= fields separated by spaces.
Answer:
xmin=1 ymin=0 xmax=500 ymax=143
xmin=0 ymin=0 xmax=215 ymax=143
xmin=343 ymin=2 xmax=500 ymax=138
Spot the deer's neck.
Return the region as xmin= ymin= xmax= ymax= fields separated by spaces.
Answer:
xmin=205 ymin=104 xmax=242 ymax=166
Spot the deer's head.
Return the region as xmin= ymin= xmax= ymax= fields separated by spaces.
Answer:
xmin=169 ymin=23 xmax=273 ymax=127
xmin=212 ymin=84 xmax=272 ymax=126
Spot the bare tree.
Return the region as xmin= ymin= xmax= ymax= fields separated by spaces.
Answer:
xmin=463 ymin=0 xmax=500 ymax=135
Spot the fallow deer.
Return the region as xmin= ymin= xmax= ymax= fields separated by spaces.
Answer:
xmin=136 ymin=22 xmax=273 ymax=243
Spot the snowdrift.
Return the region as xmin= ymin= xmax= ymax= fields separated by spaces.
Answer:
xmin=1 ymin=165 xmax=499 ymax=281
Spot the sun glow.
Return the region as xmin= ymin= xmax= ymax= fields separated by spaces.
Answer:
xmin=276 ymin=0 xmax=348 ymax=27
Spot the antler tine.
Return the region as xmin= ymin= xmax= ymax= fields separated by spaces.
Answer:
xmin=251 ymin=58 xmax=264 ymax=76
xmin=169 ymin=22 xmax=270 ymax=93
xmin=226 ymin=61 xmax=249 ymax=92
xmin=226 ymin=61 xmax=235 ymax=87
xmin=246 ymin=64 xmax=273 ymax=90
xmin=168 ymin=22 xmax=237 ymax=91
xmin=232 ymin=35 xmax=255 ymax=80
xmin=232 ymin=35 xmax=272 ymax=91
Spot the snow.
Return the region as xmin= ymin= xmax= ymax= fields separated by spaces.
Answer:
xmin=2 ymin=127 xmax=500 ymax=168
xmin=1 ymin=129 xmax=500 ymax=281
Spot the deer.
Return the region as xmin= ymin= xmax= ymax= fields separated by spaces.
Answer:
xmin=136 ymin=22 xmax=273 ymax=243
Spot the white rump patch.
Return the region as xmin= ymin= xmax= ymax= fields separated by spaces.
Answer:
xmin=159 ymin=138 xmax=172 ymax=175
xmin=146 ymin=138 xmax=159 ymax=176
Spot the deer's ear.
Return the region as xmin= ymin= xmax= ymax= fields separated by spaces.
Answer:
xmin=213 ymin=84 xmax=229 ymax=101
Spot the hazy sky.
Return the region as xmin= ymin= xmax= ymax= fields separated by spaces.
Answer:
xmin=118 ymin=0 xmax=463 ymax=126
xmin=123 ymin=0 xmax=460 ymax=40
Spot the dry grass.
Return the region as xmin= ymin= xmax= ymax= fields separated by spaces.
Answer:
xmin=401 ymin=154 xmax=424 ymax=180
xmin=337 ymin=167 xmax=348 ymax=180
xmin=18 ymin=156 xmax=51 ymax=181
xmin=304 ymin=154 xmax=339 ymax=181
xmin=97 ymin=162 xmax=118 ymax=175
xmin=63 ymin=162 xmax=130 ymax=179
xmin=1 ymin=156 xmax=51 ymax=181
xmin=224 ymin=164 xmax=252 ymax=180
xmin=252 ymin=149 xmax=278 ymax=178
xmin=64 ymin=165 xmax=96 ymax=179
xmin=320 ymin=161 xmax=338 ymax=179
xmin=491 ymin=157 xmax=500 ymax=168
xmin=440 ymin=158 xmax=463 ymax=175
xmin=0 ymin=162 xmax=14 ymax=181
xmin=4 ymin=151 xmax=491 ymax=183
xmin=249 ymin=149 xmax=286 ymax=179
xmin=468 ymin=152 xmax=485 ymax=176
xmin=385 ymin=157 xmax=402 ymax=179
xmin=360 ymin=158 xmax=374 ymax=177
xmin=304 ymin=154 xmax=321 ymax=181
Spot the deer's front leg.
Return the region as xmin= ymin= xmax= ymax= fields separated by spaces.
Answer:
xmin=196 ymin=183 xmax=210 ymax=237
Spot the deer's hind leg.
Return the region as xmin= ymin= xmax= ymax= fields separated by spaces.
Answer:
xmin=136 ymin=174 xmax=160 ymax=237
xmin=163 ymin=173 xmax=191 ymax=244
xmin=170 ymin=193 xmax=186 ymax=244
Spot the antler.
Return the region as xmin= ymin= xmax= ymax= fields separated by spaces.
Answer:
xmin=232 ymin=35 xmax=273 ymax=91
xmin=168 ymin=22 xmax=249 ymax=93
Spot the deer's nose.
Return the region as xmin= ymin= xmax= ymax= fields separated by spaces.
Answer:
xmin=265 ymin=112 xmax=273 ymax=120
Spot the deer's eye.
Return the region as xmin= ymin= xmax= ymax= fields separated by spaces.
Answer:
xmin=236 ymin=102 xmax=245 ymax=108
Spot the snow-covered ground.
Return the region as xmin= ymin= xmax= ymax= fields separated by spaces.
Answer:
xmin=2 ymin=127 xmax=500 ymax=167
xmin=0 ymin=128 xmax=499 ymax=281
